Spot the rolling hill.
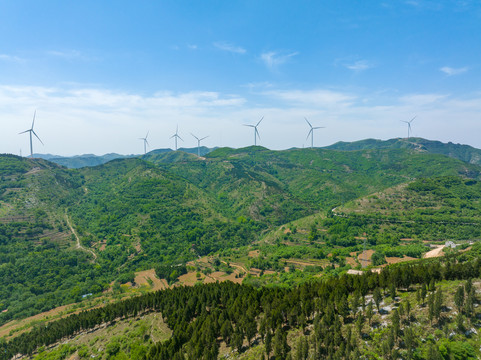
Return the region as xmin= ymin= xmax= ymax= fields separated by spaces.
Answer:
xmin=325 ymin=137 xmax=481 ymax=166
xmin=2 ymin=140 xmax=481 ymax=330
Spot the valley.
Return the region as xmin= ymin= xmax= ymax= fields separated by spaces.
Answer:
xmin=1 ymin=139 xmax=481 ymax=359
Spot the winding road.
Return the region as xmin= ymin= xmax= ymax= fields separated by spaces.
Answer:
xmin=65 ymin=211 xmax=97 ymax=261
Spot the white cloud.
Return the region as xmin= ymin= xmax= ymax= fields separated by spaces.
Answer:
xmin=263 ymin=89 xmax=356 ymax=108
xmin=2 ymin=84 xmax=481 ymax=155
xmin=0 ymin=54 xmax=25 ymax=63
xmin=345 ymin=60 xmax=374 ymax=72
xmin=260 ymin=51 xmax=298 ymax=69
xmin=214 ymin=41 xmax=246 ymax=54
xmin=440 ymin=66 xmax=468 ymax=76
xmin=187 ymin=44 xmax=198 ymax=50
xmin=399 ymin=93 xmax=448 ymax=106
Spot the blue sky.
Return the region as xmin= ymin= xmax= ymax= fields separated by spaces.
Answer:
xmin=1 ymin=1 xmax=481 ymax=155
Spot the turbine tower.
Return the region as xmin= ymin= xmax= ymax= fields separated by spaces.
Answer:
xmin=305 ymin=117 xmax=325 ymax=149
xmin=170 ymin=125 xmax=183 ymax=151
xmin=401 ymin=116 xmax=416 ymax=139
xmin=243 ymin=116 xmax=263 ymax=146
xmin=191 ymin=133 xmax=209 ymax=157
xmin=139 ymin=131 xmax=149 ymax=155
xmin=19 ymin=111 xmax=43 ymax=158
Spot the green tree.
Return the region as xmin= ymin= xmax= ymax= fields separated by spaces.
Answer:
xmin=434 ymin=289 xmax=443 ymax=322
xmin=366 ymin=301 xmax=374 ymax=326
xmin=265 ymin=329 xmax=272 ymax=358
xmin=273 ymin=326 xmax=289 ymax=360
xmin=426 ymin=343 xmax=443 ymax=360
xmin=465 ymin=287 xmax=475 ymax=319
xmin=454 ymin=286 xmax=465 ymax=313
xmin=403 ymin=326 xmax=417 ymax=360
xmin=373 ymin=287 xmax=382 ymax=312
xmin=456 ymin=313 xmax=465 ymax=334
xmin=391 ymin=309 xmax=400 ymax=340
xmin=355 ymin=313 xmax=364 ymax=337
xmin=420 ymin=283 xmax=427 ymax=306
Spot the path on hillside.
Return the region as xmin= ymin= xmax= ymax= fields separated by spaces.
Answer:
xmin=424 ymin=245 xmax=445 ymax=258
xmin=65 ymin=211 xmax=97 ymax=261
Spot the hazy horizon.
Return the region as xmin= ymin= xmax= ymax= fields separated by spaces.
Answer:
xmin=2 ymin=1 xmax=481 ymax=156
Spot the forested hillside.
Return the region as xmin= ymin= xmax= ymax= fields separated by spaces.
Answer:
xmin=3 ymin=245 xmax=481 ymax=360
xmin=325 ymin=137 xmax=481 ymax=166
xmin=2 ymin=141 xmax=481 ymax=359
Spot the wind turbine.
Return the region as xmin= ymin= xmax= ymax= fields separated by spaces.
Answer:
xmin=19 ymin=111 xmax=43 ymax=158
xmin=243 ymin=116 xmax=263 ymax=146
xmin=191 ymin=133 xmax=209 ymax=157
xmin=401 ymin=116 xmax=416 ymax=139
xmin=139 ymin=131 xmax=149 ymax=155
xmin=170 ymin=125 xmax=183 ymax=151
xmin=305 ymin=117 xmax=325 ymax=149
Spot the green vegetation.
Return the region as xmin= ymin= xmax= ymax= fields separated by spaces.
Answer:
xmin=325 ymin=137 xmax=481 ymax=166
xmin=2 ymin=139 xmax=481 ymax=359
xmin=3 ymin=245 xmax=481 ymax=359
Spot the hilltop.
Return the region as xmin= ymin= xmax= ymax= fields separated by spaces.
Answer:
xmin=32 ymin=137 xmax=481 ymax=168
xmin=325 ymin=137 xmax=481 ymax=166
xmin=33 ymin=146 xmax=216 ymax=168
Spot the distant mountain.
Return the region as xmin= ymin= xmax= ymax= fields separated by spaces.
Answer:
xmin=324 ymin=137 xmax=481 ymax=165
xmin=33 ymin=146 xmax=217 ymax=168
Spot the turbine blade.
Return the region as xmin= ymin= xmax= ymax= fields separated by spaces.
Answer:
xmin=200 ymin=136 xmax=209 ymax=141
xmin=255 ymin=128 xmax=260 ymax=139
xmin=31 ymin=110 xmax=36 ymax=129
xmin=306 ymin=129 xmax=313 ymax=140
xmin=19 ymin=129 xmax=30 ymax=134
xmin=191 ymin=133 xmax=199 ymax=141
xmin=256 ymin=116 xmax=264 ymax=126
xmin=32 ymin=130 xmax=44 ymax=145
xmin=243 ymin=124 xmax=254 ymax=127
xmin=146 ymin=131 xmax=149 ymax=139
xmin=178 ymin=135 xmax=183 ymax=141
xmin=313 ymin=126 xmax=325 ymax=129
xmin=145 ymin=139 xmax=149 ymax=146
xmin=304 ymin=117 xmax=312 ymax=128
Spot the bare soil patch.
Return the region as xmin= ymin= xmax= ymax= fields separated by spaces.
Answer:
xmin=346 ymin=257 xmax=358 ymax=267
xmin=385 ymin=255 xmax=417 ymax=264
xmin=358 ymin=249 xmax=375 ymax=266
xmin=178 ymin=272 xmax=202 ymax=286
xmin=423 ymin=245 xmax=445 ymax=259
xmin=134 ymin=269 xmax=168 ymax=291
xmin=248 ymin=250 xmax=260 ymax=258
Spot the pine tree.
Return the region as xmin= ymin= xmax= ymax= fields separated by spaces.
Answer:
xmin=403 ymin=326 xmax=416 ymax=360
xmin=366 ymin=301 xmax=374 ymax=326
xmin=373 ymin=287 xmax=382 ymax=312
xmin=273 ymin=326 xmax=289 ymax=360
xmin=391 ymin=309 xmax=400 ymax=340
xmin=265 ymin=329 xmax=272 ymax=358
xmin=465 ymin=287 xmax=475 ymax=319
xmin=421 ymin=283 xmax=427 ymax=306
xmin=355 ymin=313 xmax=364 ymax=337
xmin=456 ymin=313 xmax=465 ymax=333
xmin=405 ymin=300 xmax=411 ymax=323
xmin=428 ymin=293 xmax=435 ymax=324
xmin=454 ymin=286 xmax=465 ymax=313
xmin=434 ymin=289 xmax=443 ymax=323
